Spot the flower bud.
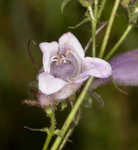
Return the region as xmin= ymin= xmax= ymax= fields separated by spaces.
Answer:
xmin=78 ymin=0 xmax=93 ymax=8
xmin=121 ymin=0 xmax=138 ymax=24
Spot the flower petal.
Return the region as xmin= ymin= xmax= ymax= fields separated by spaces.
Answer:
xmin=59 ymin=32 xmax=85 ymax=59
xmin=55 ymin=83 xmax=81 ymax=100
xmin=39 ymin=42 xmax=59 ymax=73
xmin=110 ymin=49 xmax=138 ymax=86
xmin=38 ymin=72 xmax=67 ymax=95
xmin=38 ymin=93 xmax=56 ymax=107
xmin=74 ymin=57 xmax=112 ymax=83
xmin=83 ymin=57 xmax=112 ymax=78
xmin=92 ymin=49 xmax=138 ymax=89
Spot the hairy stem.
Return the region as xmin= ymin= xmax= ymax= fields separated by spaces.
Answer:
xmin=50 ymin=77 xmax=94 ymax=150
xmin=105 ymin=24 xmax=133 ymax=60
xmin=58 ymin=110 xmax=81 ymax=150
xmin=42 ymin=109 xmax=55 ymax=150
xmin=99 ymin=0 xmax=120 ymax=58
xmin=58 ymin=127 xmax=73 ymax=150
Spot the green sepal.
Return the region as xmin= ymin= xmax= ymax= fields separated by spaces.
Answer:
xmin=83 ymin=96 xmax=93 ymax=108
xmin=110 ymin=76 xmax=128 ymax=95
xmin=60 ymin=101 xmax=68 ymax=111
xmin=45 ymin=107 xmax=54 ymax=117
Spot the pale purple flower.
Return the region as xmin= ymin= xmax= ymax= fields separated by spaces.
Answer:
xmin=38 ymin=32 xmax=112 ymax=107
xmin=92 ymin=49 xmax=138 ymax=89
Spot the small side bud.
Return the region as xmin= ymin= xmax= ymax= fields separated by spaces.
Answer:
xmin=121 ymin=0 xmax=138 ymax=25
xmin=45 ymin=107 xmax=54 ymax=117
xmin=60 ymin=101 xmax=68 ymax=111
xmin=79 ymin=0 xmax=93 ymax=8
xmin=128 ymin=4 xmax=138 ymax=24
xmin=120 ymin=0 xmax=131 ymax=8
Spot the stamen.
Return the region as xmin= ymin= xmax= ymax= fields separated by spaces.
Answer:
xmin=59 ymin=58 xmax=63 ymax=64
xmin=61 ymin=55 xmax=67 ymax=63
xmin=51 ymin=56 xmax=58 ymax=62
xmin=51 ymin=55 xmax=61 ymax=65
xmin=66 ymin=79 xmax=72 ymax=83
xmin=65 ymin=49 xmax=70 ymax=57
xmin=51 ymin=54 xmax=71 ymax=66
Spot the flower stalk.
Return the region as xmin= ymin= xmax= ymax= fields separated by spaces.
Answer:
xmin=84 ymin=21 xmax=107 ymax=52
xmin=97 ymin=0 xmax=107 ymax=20
xmin=42 ymin=108 xmax=55 ymax=150
xmin=92 ymin=0 xmax=98 ymax=57
xmin=99 ymin=0 xmax=120 ymax=58
xmin=105 ymin=24 xmax=133 ymax=60
xmin=58 ymin=110 xmax=80 ymax=150
xmin=88 ymin=0 xmax=98 ymax=57
xmin=58 ymin=127 xmax=73 ymax=150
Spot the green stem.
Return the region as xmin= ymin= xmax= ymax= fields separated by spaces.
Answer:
xmin=88 ymin=6 xmax=95 ymax=21
xmin=94 ymin=0 xmax=98 ymax=17
xmin=99 ymin=0 xmax=120 ymax=58
xmin=105 ymin=24 xmax=133 ymax=60
xmin=50 ymin=77 xmax=94 ymax=150
xmin=88 ymin=2 xmax=98 ymax=57
xmin=58 ymin=109 xmax=81 ymax=150
xmin=84 ymin=22 xmax=107 ymax=52
xmin=93 ymin=0 xmax=98 ymax=57
xmin=88 ymin=6 xmax=95 ymax=56
xmin=58 ymin=127 xmax=73 ymax=150
xmin=97 ymin=0 xmax=107 ymax=20
xmin=42 ymin=109 xmax=55 ymax=150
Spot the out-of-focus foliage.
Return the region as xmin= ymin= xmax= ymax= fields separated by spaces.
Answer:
xmin=61 ymin=0 xmax=73 ymax=13
xmin=0 ymin=0 xmax=138 ymax=150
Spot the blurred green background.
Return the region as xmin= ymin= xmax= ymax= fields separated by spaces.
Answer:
xmin=0 ymin=0 xmax=138 ymax=150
